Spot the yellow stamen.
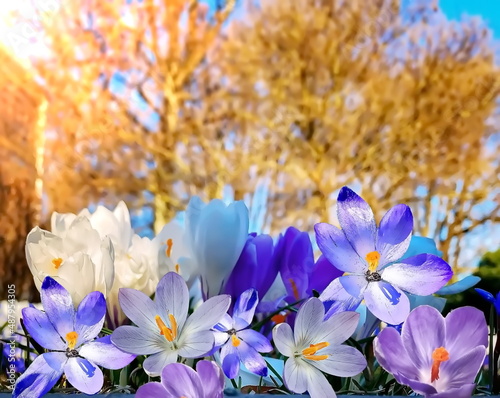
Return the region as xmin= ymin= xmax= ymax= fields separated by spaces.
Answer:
xmin=175 ymin=263 xmax=180 ymax=273
xmin=155 ymin=314 xmax=177 ymax=342
xmin=302 ymin=341 xmax=330 ymax=356
xmin=231 ymin=334 xmax=241 ymax=347
xmin=52 ymin=258 xmax=63 ymax=269
xmin=365 ymin=251 xmax=380 ymax=272
xmin=431 ymin=347 xmax=449 ymax=382
xmin=166 ymin=239 xmax=173 ymax=257
xmin=289 ymin=278 xmax=300 ymax=300
xmin=66 ymin=331 xmax=78 ymax=349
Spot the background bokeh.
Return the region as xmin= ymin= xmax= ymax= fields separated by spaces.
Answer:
xmin=0 ymin=0 xmax=499 ymax=301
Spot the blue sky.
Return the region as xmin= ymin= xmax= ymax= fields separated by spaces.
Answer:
xmin=440 ymin=0 xmax=500 ymax=38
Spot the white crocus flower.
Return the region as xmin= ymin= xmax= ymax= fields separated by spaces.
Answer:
xmin=111 ymin=272 xmax=231 ymax=376
xmin=25 ymin=217 xmax=114 ymax=304
xmin=273 ymin=298 xmax=367 ymax=398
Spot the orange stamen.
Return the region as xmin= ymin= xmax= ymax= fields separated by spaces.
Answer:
xmin=302 ymin=342 xmax=330 ymax=357
xmin=431 ymin=347 xmax=449 ymax=382
xmin=303 ymin=354 xmax=329 ymax=361
xmin=166 ymin=239 xmax=173 ymax=257
xmin=289 ymin=278 xmax=300 ymax=300
xmin=155 ymin=314 xmax=177 ymax=342
xmin=271 ymin=313 xmax=287 ymax=324
xmin=66 ymin=331 xmax=78 ymax=349
xmin=365 ymin=251 xmax=380 ymax=272
xmin=52 ymin=258 xmax=63 ymax=269
xmin=231 ymin=334 xmax=241 ymax=347
xmin=175 ymin=263 xmax=180 ymax=273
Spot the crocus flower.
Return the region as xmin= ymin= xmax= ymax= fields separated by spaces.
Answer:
xmin=273 ymin=297 xmax=366 ymax=398
xmin=213 ymin=289 xmax=273 ymax=378
xmin=13 ymin=277 xmax=135 ymax=398
xmin=476 ymin=288 xmax=500 ymax=314
xmin=111 ymin=272 xmax=231 ymax=376
xmin=224 ymin=233 xmax=280 ymax=306
xmin=374 ymin=305 xmax=487 ymax=398
xmin=315 ymin=186 xmax=453 ymax=325
xmin=184 ymin=196 xmax=249 ymax=298
xmin=136 ymin=360 xmax=225 ymax=398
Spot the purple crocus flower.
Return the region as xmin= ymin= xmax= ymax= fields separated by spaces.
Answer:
xmin=13 ymin=277 xmax=135 ymax=398
xmin=476 ymin=288 xmax=500 ymax=314
xmin=315 ymin=187 xmax=453 ymax=324
xmin=136 ymin=360 xmax=225 ymax=398
xmin=213 ymin=289 xmax=273 ymax=378
xmin=374 ymin=305 xmax=487 ymax=398
xmin=224 ymin=233 xmax=280 ymax=307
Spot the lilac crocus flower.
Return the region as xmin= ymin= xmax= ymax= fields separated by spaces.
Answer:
xmin=13 ymin=277 xmax=135 ymax=398
xmin=136 ymin=360 xmax=225 ymax=398
xmin=224 ymin=233 xmax=280 ymax=307
xmin=111 ymin=272 xmax=231 ymax=376
xmin=374 ymin=305 xmax=487 ymax=398
xmin=315 ymin=186 xmax=453 ymax=325
xmin=273 ymin=298 xmax=366 ymax=398
xmin=213 ymin=289 xmax=272 ymax=378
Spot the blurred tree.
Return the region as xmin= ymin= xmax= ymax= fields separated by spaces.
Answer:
xmin=25 ymin=0 xmax=500 ymax=273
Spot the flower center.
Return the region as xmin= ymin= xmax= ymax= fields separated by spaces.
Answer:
xmin=66 ymin=331 xmax=79 ymax=349
xmin=301 ymin=341 xmax=330 ymax=361
xmin=431 ymin=347 xmax=449 ymax=382
xmin=155 ymin=314 xmax=178 ymax=342
xmin=289 ymin=278 xmax=300 ymax=300
xmin=365 ymin=251 xmax=380 ymax=272
xmin=166 ymin=239 xmax=173 ymax=257
xmin=231 ymin=334 xmax=241 ymax=347
xmin=52 ymin=257 xmax=63 ymax=269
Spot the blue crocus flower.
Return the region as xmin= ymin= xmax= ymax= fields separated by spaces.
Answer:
xmin=13 ymin=277 xmax=135 ymax=398
xmin=476 ymin=288 xmax=500 ymax=314
xmin=213 ymin=289 xmax=273 ymax=379
xmin=224 ymin=233 xmax=280 ymax=307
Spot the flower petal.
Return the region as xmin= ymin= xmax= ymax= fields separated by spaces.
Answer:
xmin=220 ymin=342 xmax=240 ymax=379
xmin=306 ymin=366 xmax=337 ymax=398
xmin=75 ymin=291 xmax=106 ymax=344
xmin=339 ymin=275 xmax=368 ymax=298
xmin=196 ymin=360 xmax=225 ymax=398
xmin=309 ymin=255 xmax=344 ymax=295
xmin=162 ymin=363 xmax=203 ymax=397
xmin=233 ymin=289 xmax=258 ymax=326
xmin=40 ymin=276 xmax=75 ymax=337
xmin=284 ymin=358 xmax=308 ymax=394
xmin=312 ymin=344 xmax=366 ymax=377
xmin=441 ymin=346 xmax=486 ymax=389
xmin=272 ymin=322 xmax=295 ymax=357
xmin=401 ymin=236 xmax=442 ymax=260
xmin=238 ymin=340 xmax=268 ymax=376
xmin=118 ymin=288 xmax=158 ymax=330
xmin=437 ymin=275 xmax=480 ymax=295
xmin=314 ymin=223 xmax=366 ymax=273
xmin=444 ymin=306 xmax=488 ymax=359
xmin=315 ymin=311 xmax=360 ymax=346
xmin=155 ymin=272 xmax=190 ymax=329
xmin=401 ymin=305 xmax=445 ymax=370
xmin=136 ymin=382 xmax=168 ymax=398
xmin=238 ymin=329 xmax=273 ymax=353
xmin=381 ymin=254 xmax=452 ymax=295
xmin=21 ymin=307 xmax=65 ymax=350
xmin=183 ymin=295 xmax=231 ymax=334
xmin=397 ymin=373 xmax=437 ymax=395
xmin=13 ymin=353 xmax=65 ymax=398
xmin=143 ymin=350 xmax=179 ymax=376
xmin=376 ymin=204 xmax=413 ymax=266
xmin=64 ymin=357 xmax=104 ymax=395
xmin=79 ymin=335 xmax=136 ymax=370
xmin=294 ymin=298 xmax=325 ymax=346
xmin=364 ymin=282 xmax=410 ymax=325
xmin=336 ymin=187 xmax=376 ymax=257
xmin=430 ymin=384 xmax=476 ymax=398
xmin=374 ymin=327 xmax=418 ymax=381
xmin=111 ymin=325 xmax=165 ymax=355
xmin=178 ymin=330 xmax=215 ymax=358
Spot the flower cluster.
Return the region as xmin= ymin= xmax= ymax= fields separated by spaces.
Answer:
xmin=9 ymin=186 xmax=491 ymax=398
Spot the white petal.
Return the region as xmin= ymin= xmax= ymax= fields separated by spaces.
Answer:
xmin=294 ymin=298 xmax=325 ymax=347
xmin=178 ymin=330 xmax=214 ymax=358
xmin=306 ymin=366 xmax=337 ymax=398
xmin=312 ymin=345 xmax=367 ymax=377
xmin=284 ymin=358 xmax=308 ymax=393
xmin=315 ymin=311 xmax=360 ymax=346
xmin=183 ymin=295 xmax=231 ymax=334
xmin=143 ymin=350 xmax=179 ymax=377
xmin=272 ymin=323 xmax=295 ymax=357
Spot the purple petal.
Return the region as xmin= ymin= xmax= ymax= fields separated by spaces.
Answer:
xmin=214 ymin=313 xmax=232 ymax=332
xmin=381 ymin=254 xmax=452 ymax=295
xmin=294 ymin=298 xmax=325 ymax=345
xmin=233 ymin=289 xmax=258 ymax=325
xmin=374 ymin=327 xmax=418 ymax=381
xmin=430 ymin=384 xmax=476 ymax=398
xmin=308 ymin=255 xmax=343 ymax=295
xmin=13 ymin=353 xmax=65 ymax=398
xmin=111 ymin=325 xmax=164 ymax=355
xmin=237 ymin=340 xmax=268 ymax=376
xmin=441 ymin=346 xmax=486 ymax=389
xmin=220 ymin=342 xmax=240 ymax=379
xmin=155 ymin=272 xmax=190 ymax=330
xmin=118 ymin=288 xmax=158 ymax=330
xmin=339 ymin=275 xmax=369 ymax=298
xmin=238 ymin=329 xmax=273 ymax=353
xmin=79 ymin=335 xmax=136 ymax=370
xmin=136 ymin=382 xmax=168 ymax=398
xmin=21 ymin=307 xmax=65 ymax=350
xmin=161 ymin=363 xmax=203 ymax=397
xmin=143 ymin=350 xmax=179 ymax=376
xmin=397 ymin=373 xmax=437 ymax=396
xmin=314 ymin=223 xmax=366 ymax=273
xmin=312 ymin=344 xmax=367 ymax=377
xmin=320 ymin=278 xmax=362 ymax=320
xmin=196 ymin=361 xmax=224 ymax=398
xmin=41 ymin=276 xmax=75 ymax=337
xmin=401 ymin=305 xmax=445 ymax=370
xmin=213 ymin=330 xmax=230 ymax=347
xmin=475 ymin=288 xmax=495 ymax=303
xmin=336 ymin=187 xmax=376 ymax=257
xmin=364 ymin=282 xmax=410 ymax=325
xmin=445 ymin=306 xmax=488 ymax=360
xmin=64 ymin=357 xmax=104 ymax=394
xmin=376 ymin=204 xmax=413 ymax=266
xmin=75 ymin=291 xmax=106 ymax=344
